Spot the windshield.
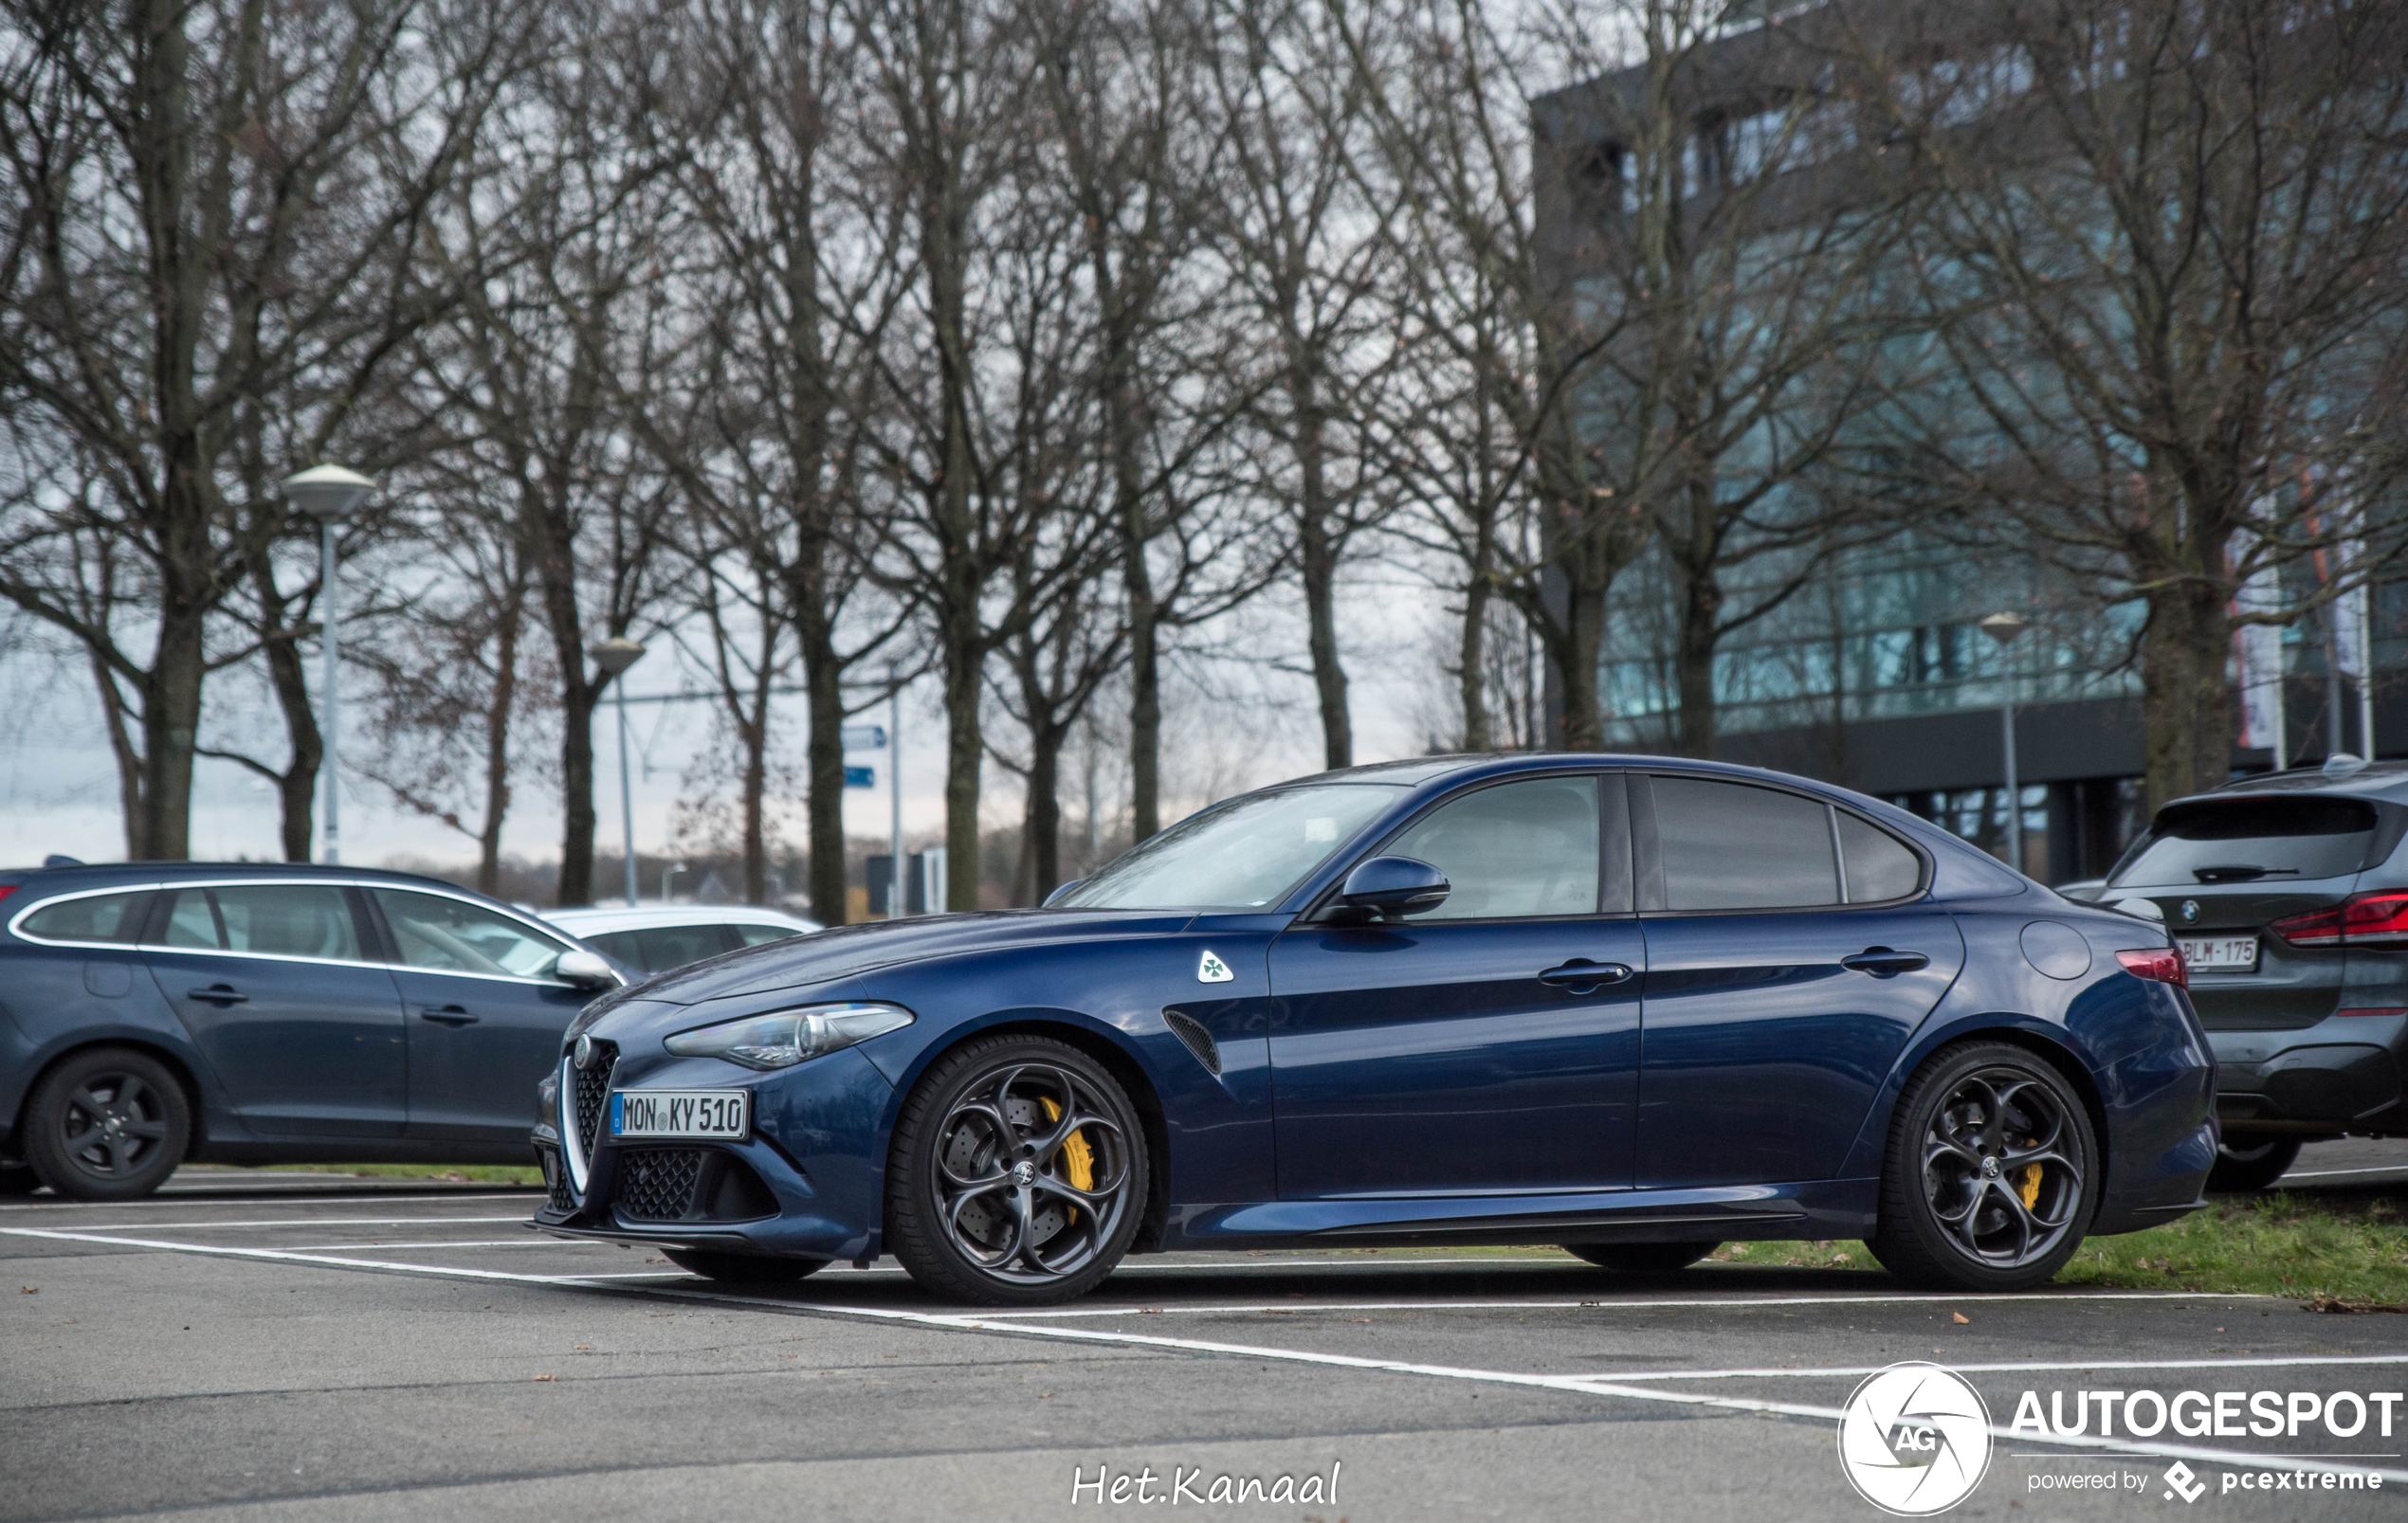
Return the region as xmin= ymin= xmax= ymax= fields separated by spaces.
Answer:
xmin=1054 ymin=784 xmax=1402 ymax=911
xmin=2107 ymin=796 xmax=2381 ymax=887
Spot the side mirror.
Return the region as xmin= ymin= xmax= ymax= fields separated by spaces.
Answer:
xmin=1335 ymin=856 xmax=1450 ymax=921
xmin=1042 ymin=879 xmax=1083 ymax=907
xmin=554 ymin=949 xmax=620 ymax=989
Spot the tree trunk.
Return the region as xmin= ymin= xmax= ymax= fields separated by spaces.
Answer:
xmin=1459 ymin=536 xmax=1495 ymax=752
xmin=739 ymin=692 xmax=769 ymax=904
xmin=1025 ymin=722 xmax=1063 ymax=904
xmin=476 ymin=588 xmax=524 ymax=897
xmin=137 ymin=598 xmax=206 ymax=861
xmin=1560 ymin=572 xmax=1606 ymax=752
xmin=797 ymin=589 xmax=848 ymax=924
xmin=1298 ymin=503 xmax=1350 ymax=770
xmin=1673 ymin=560 xmax=1723 ymax=759
xmin=2142 ymin=579 xmax=2237 ymax=811
xmin=941 ymin=606 xmax=984 ymax=912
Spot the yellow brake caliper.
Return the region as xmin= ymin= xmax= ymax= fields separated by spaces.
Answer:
xmin=2016 ymin=1140 xmax=2041 ymax=1209
xmin=1037 ymin=1097 xmax=1095 ymax=1221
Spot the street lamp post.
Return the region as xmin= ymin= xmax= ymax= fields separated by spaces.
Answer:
xmin=591 ymin=637 xmax=647 ymax=907
xmin=283 ymin=465 xmax=376 ymax=864
xmin=888 ymin=662 xmax=904 ymax=919
xmin=1979 ymin=611 xmax=2031 ymax=875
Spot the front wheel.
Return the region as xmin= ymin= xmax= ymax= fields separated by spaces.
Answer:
xmin=1563 ymin=1242 xmax=1719 ymax=1273
xmin=1870 ymin=1042 xmax=2097 ymax=1293
xmin=23 ymin=1047 xmax=190 ymax=1202
xmin=885 ymin=1034 xmax=1148 ymax=1306
xmin=2206 ymin=1136 xmax=2302 ymax=1194
xmin=662 ymin=1248 xmax=827 ymax=1283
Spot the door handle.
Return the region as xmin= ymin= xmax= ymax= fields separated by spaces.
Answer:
xmin=1841 ymin=947 xmax=1930 ymax=977
xmin=1538 ymin=960 xmax=1634 ymax=992
xmin=186 ymin=985 xmax=247 ymax=1006
xmin=418 ymin=1005 xmax=479 ymax=1026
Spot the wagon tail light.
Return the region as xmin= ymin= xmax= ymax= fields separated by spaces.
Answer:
xmin=2270 ymin=891 xmax=2408 ymax=951
xmin=2114 ymin=948 xmax=2188 ymax=988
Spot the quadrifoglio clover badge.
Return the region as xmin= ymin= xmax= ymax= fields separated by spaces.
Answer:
xmin=1836 ymin=1362 xmax=1995 ymax=1515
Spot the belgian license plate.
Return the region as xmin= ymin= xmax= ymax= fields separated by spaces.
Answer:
xmin=610 ymin=1089 xmax=750 ymax=1141
xmin=2178 ymin=935 xmax=2259 ymax=974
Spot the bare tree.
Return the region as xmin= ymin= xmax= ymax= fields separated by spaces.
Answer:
xmin=0 ymin=0 xmax=527 ymax=857
xmin=1853 ymin=0 xmax=2408 ymax=806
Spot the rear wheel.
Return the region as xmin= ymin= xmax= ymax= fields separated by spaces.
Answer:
xmin=886 ymin=1034 xmax=1148 ymax=1306
xmin=1562 ymin=1242 xmax=1718 ymax=1273
xmin=2206 ymin=1136 xmax=2302 ymax=1194
xmin=1870 ymin=1042 xmax=2097 ymax=1293
xmin=662 ymin=1248 xmax=827 ymax=1283
xmin=23 ymin=1047 xmax=190 ymax=1202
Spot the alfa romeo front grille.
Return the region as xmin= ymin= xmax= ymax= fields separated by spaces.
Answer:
xmin=572 ymin=1042 xmax=617 ymax=1158
xmin=544 ymin=1157 xmax=577 ymax=1214
xmin=617 ymin=1149 xmax=706 ymax=1221
xmin=611 ymin=1148 xmax=778 ymax=1224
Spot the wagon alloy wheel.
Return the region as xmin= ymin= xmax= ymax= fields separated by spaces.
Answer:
xmin=887 ymin=1035 xmax=1150 ymax=1306
xmin=1919 ymin=1068 xmax=2084 ymax=1268
xmin=1870 ymin=1041 xmax=2097 ymax=1294
xmin=23 ymin=1047 xmax=191 ymax=1202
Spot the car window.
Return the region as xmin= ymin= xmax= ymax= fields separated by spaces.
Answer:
xmin=733 ymin=923 xmax=804 ymax=948
xmin=161 ymin=889 xmax=224 ymax=949
xmin=631 ymin=923 xmax=739 ymax=971
xmin=1055 ymin=783 xmax=1402 ymax=910
xmin=1837 ymin=813 xmax=1923 ymax=901
xmin=1653 ymin=776 xmax=1839 ymax=912
xmin=210 ymin=883 xmax=362 ymax=959
xmin=18 ymin=890 xmax=151 ymax=945
xmin=373 ymin=888 xmax=568 ymax=979
xmin=2108 ymin=796 xmax=2380 ymax=887
xmin=1384 ymin=778 xmax=1601 ymax=920
xmin=583 ymin=930 xmax=643 ymax=970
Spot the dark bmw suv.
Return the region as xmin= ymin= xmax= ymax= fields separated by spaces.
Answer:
xmin=2100 ymin=760 xmax=2408 ymax=1189
xmin=0 ymin=862 xmax=620 ymax=1200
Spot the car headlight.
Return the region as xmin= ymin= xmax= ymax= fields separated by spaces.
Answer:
xmin=661 ymin=1002 xmax=914 ymax=1070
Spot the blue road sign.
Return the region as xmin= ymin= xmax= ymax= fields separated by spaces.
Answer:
xmin=840 ymin=725 xmax=887 ymax=751
xmin=844 ymin=765 xmax=875 ymax=789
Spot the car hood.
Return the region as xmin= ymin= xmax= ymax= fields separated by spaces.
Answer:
xmin=622 ymin=908 xmax=1202 ymax=1007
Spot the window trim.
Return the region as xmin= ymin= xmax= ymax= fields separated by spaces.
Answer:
xmin=9 ymin=876 xmax=590 ymax=987
xmin=1303 ymin=768 xmax=1635 ymax=926
xmin=1634 ymin=772 xmax=1930 ymax=917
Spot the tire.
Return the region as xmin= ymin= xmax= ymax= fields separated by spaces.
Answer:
xmin=0 ymin=1164 xmax=41 ymax=1197
xmin=1563 ymin=1242 xmax=1719 ymax=1273
xmin=2206 ymin=1136 xmax=2302 ymax=1194
xmin=885 ymin=1033 xmax=1149 ymax=1307
xmin=662 ymin=1248 xmax=827 ymax=1283
xmin=1869 ymin=1041 xmax=2098 ymax=1293
xmin=22 ymin=1047 xmax=191 ymax=1202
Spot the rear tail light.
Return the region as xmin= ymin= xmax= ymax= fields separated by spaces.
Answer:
xmin=2115 ymin=947 xmax=2188 ymax=988
xmin=2270 ymin=891 xmax=2408 ymax=950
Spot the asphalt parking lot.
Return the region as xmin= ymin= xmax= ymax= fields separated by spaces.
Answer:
xmin=7 ymin=1142 xmax=2408 ymax=1522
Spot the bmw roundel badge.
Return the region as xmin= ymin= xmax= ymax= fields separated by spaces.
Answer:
xmin=2180 ymin=899 xmax=2200 ymax=923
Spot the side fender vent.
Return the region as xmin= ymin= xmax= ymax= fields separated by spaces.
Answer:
xmin=1162 ymin=1009 xmax=1221 ymax=1076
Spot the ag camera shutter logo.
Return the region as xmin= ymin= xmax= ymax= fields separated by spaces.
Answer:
xmin=1836 ymin=1362 xmax=1994 ymax=1515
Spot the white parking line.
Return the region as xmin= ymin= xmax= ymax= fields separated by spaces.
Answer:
xmin=8 ymin=1224 xmax=2401 ymax=1483
xmin=976 ymin=1288 xmax=2270 ymax=1317
xmin=0 ymin=1193 xmax=538 ymax=1212
xmin=2282 ymin=1166 xmax=2408 ymax=1181
xmin=41 ymin=1216 xmax=536 ymax=1231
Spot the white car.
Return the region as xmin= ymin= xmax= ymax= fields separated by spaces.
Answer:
xmin=539 ymin=904 xmax=822 ymax=977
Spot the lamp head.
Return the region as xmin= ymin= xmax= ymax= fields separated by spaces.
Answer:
xmin=591 ymin=636 xmax=647 ymax=681
xmin=1978 ymin=611 xmax=2029 ymax=645
xmin=283 ymin=463 xmax=376 ymax=522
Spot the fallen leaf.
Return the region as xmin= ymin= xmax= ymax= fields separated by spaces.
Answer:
xmin=1952 ymin=1313 xmax=1970 ymax=1325
xmin=17 ymin=1287 xmax=33 ymax=1296
xmin=533 ymin=1373 xmax=556 ymax=1382
xmin=574 ymin=1345 xmax=592 ymax=1351
xmin=2306 ymin=1296 xmax=2408 ymax=1314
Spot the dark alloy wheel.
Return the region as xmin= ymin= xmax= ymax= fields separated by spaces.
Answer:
xmin=2206 ymin=1136 xmax=2302 ymax=1194
xmin=23 ymin=1047 xmax=191 ymax=1202
xmin=1563 ymin=1242 xmax=1719 ymax=1273
xmin=662 ymin=1248 xmax=827 ymax=1283
xmin=1870 ymin=1042 xmax=2097 ymax=1293
xmin=885 ymin=1035 xmax=1148 ymax=1306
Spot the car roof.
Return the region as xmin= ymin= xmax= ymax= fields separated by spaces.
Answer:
xmin=540 ymin=904 xmax=820 ymax=934
xmin=2186 ymin=758 xmax=2408 ymax=807
xmin=0 ymin=861 xmax=493 ymax=895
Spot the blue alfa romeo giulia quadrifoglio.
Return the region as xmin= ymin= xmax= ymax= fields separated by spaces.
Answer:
xmin=530 ymin=754 xmax=2215 ymax=1305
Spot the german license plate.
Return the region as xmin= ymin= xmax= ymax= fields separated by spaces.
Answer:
xmin=2177 ymin=935 xmax=2258 ymax=974
xmin=610 ymin=1089 xmax=750 ymax=1141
